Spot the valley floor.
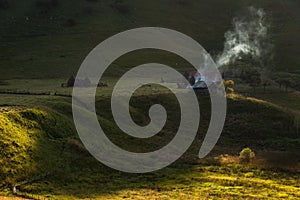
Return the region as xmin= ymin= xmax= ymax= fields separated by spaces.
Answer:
xmin=0 ymin=80 xmax=299 ymax=199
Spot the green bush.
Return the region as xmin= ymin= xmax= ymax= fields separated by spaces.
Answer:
xmin=224 ymin=80 xmax=235 ymax=93
xmin=239 ymin=147 xmax=255 ymax=163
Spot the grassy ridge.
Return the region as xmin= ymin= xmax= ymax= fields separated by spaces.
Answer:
xmin=0 ymin=106 xmax=75 ymax=189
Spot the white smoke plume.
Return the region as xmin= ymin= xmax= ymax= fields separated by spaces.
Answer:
xmin=216 ymin=7 xmax=269 ymax=67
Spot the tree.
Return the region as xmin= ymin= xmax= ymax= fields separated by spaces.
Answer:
xmin=272 ymin=72 xmax=300 ymax=92
xmin=282 ymin=78 xmax=292 ymax=92
xmin=260 ymin=70 xmax=273 ymax=93
xmin=263 ymin=81 xmax=270 ymax=93
xmin=241 ymin=68 xmax=261 ymax=92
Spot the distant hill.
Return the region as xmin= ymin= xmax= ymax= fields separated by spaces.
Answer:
xmin=0 ymin=0 xmax=299 ymax=79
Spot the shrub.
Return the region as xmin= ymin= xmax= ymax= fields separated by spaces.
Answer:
xmin=224 ymin=80 xmax=235 ymax=93
xmin=239 ymin=147 xmax=255 ymax=163
xmin=226 ymin=87 xmax=234 ymax=93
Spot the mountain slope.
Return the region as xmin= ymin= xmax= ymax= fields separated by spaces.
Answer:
xmin=0 ymin=0 xmax=299 ymax=79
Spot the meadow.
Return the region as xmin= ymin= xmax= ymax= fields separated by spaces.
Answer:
xmin=1 ymin=0 xmax=300 ymax=199
xmin=0 ymin=78 xmax=300 ymax=199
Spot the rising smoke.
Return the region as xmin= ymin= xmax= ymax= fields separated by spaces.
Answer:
xmin=216 ymin=7 xmax=271 ymax=68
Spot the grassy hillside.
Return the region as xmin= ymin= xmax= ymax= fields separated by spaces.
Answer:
xmin=0 ymin=105 xmax=76 ymax=188
xmin=0 ymin=1 xmax=300 ymax=199
xmin=0 ymin=91 xmax=299 ymax=199
xmin=0 ymin=0 xmax=299 ymax=79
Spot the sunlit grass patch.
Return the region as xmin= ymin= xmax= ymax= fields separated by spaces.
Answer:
xmin=0 ymin=106 xmax=76 ymax=189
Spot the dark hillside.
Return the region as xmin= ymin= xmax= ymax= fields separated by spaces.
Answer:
xmin=0 ymin=0 xmax=299 ymax=79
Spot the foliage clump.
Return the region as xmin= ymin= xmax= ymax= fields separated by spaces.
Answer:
xmin=224 ymin=79 xmax=234 ymax=93
xmin=272 ymin=72 xmax=300 ymax=91
xmin=239 ymin=147 xmax=255 ymax=163
xmin=240 ymin=68 xmax=261 ymax=91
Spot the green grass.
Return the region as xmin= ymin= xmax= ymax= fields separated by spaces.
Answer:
xmin=0 ymin=106 xmax=76 ymax=188
xmin=1 ymin=1 xmax=300 ymax=198
xmin=235 ymin=84 xmax=300 ymax=111
xmin=254 ymin=91 xmax=300 ymax=112
xmin=19 ymin=164 xmax=300 ymax=200
xmin=0 ymin=84 xmax=299 ymax=199
xmin=235 ymin=84 xmax=300 ymax=136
